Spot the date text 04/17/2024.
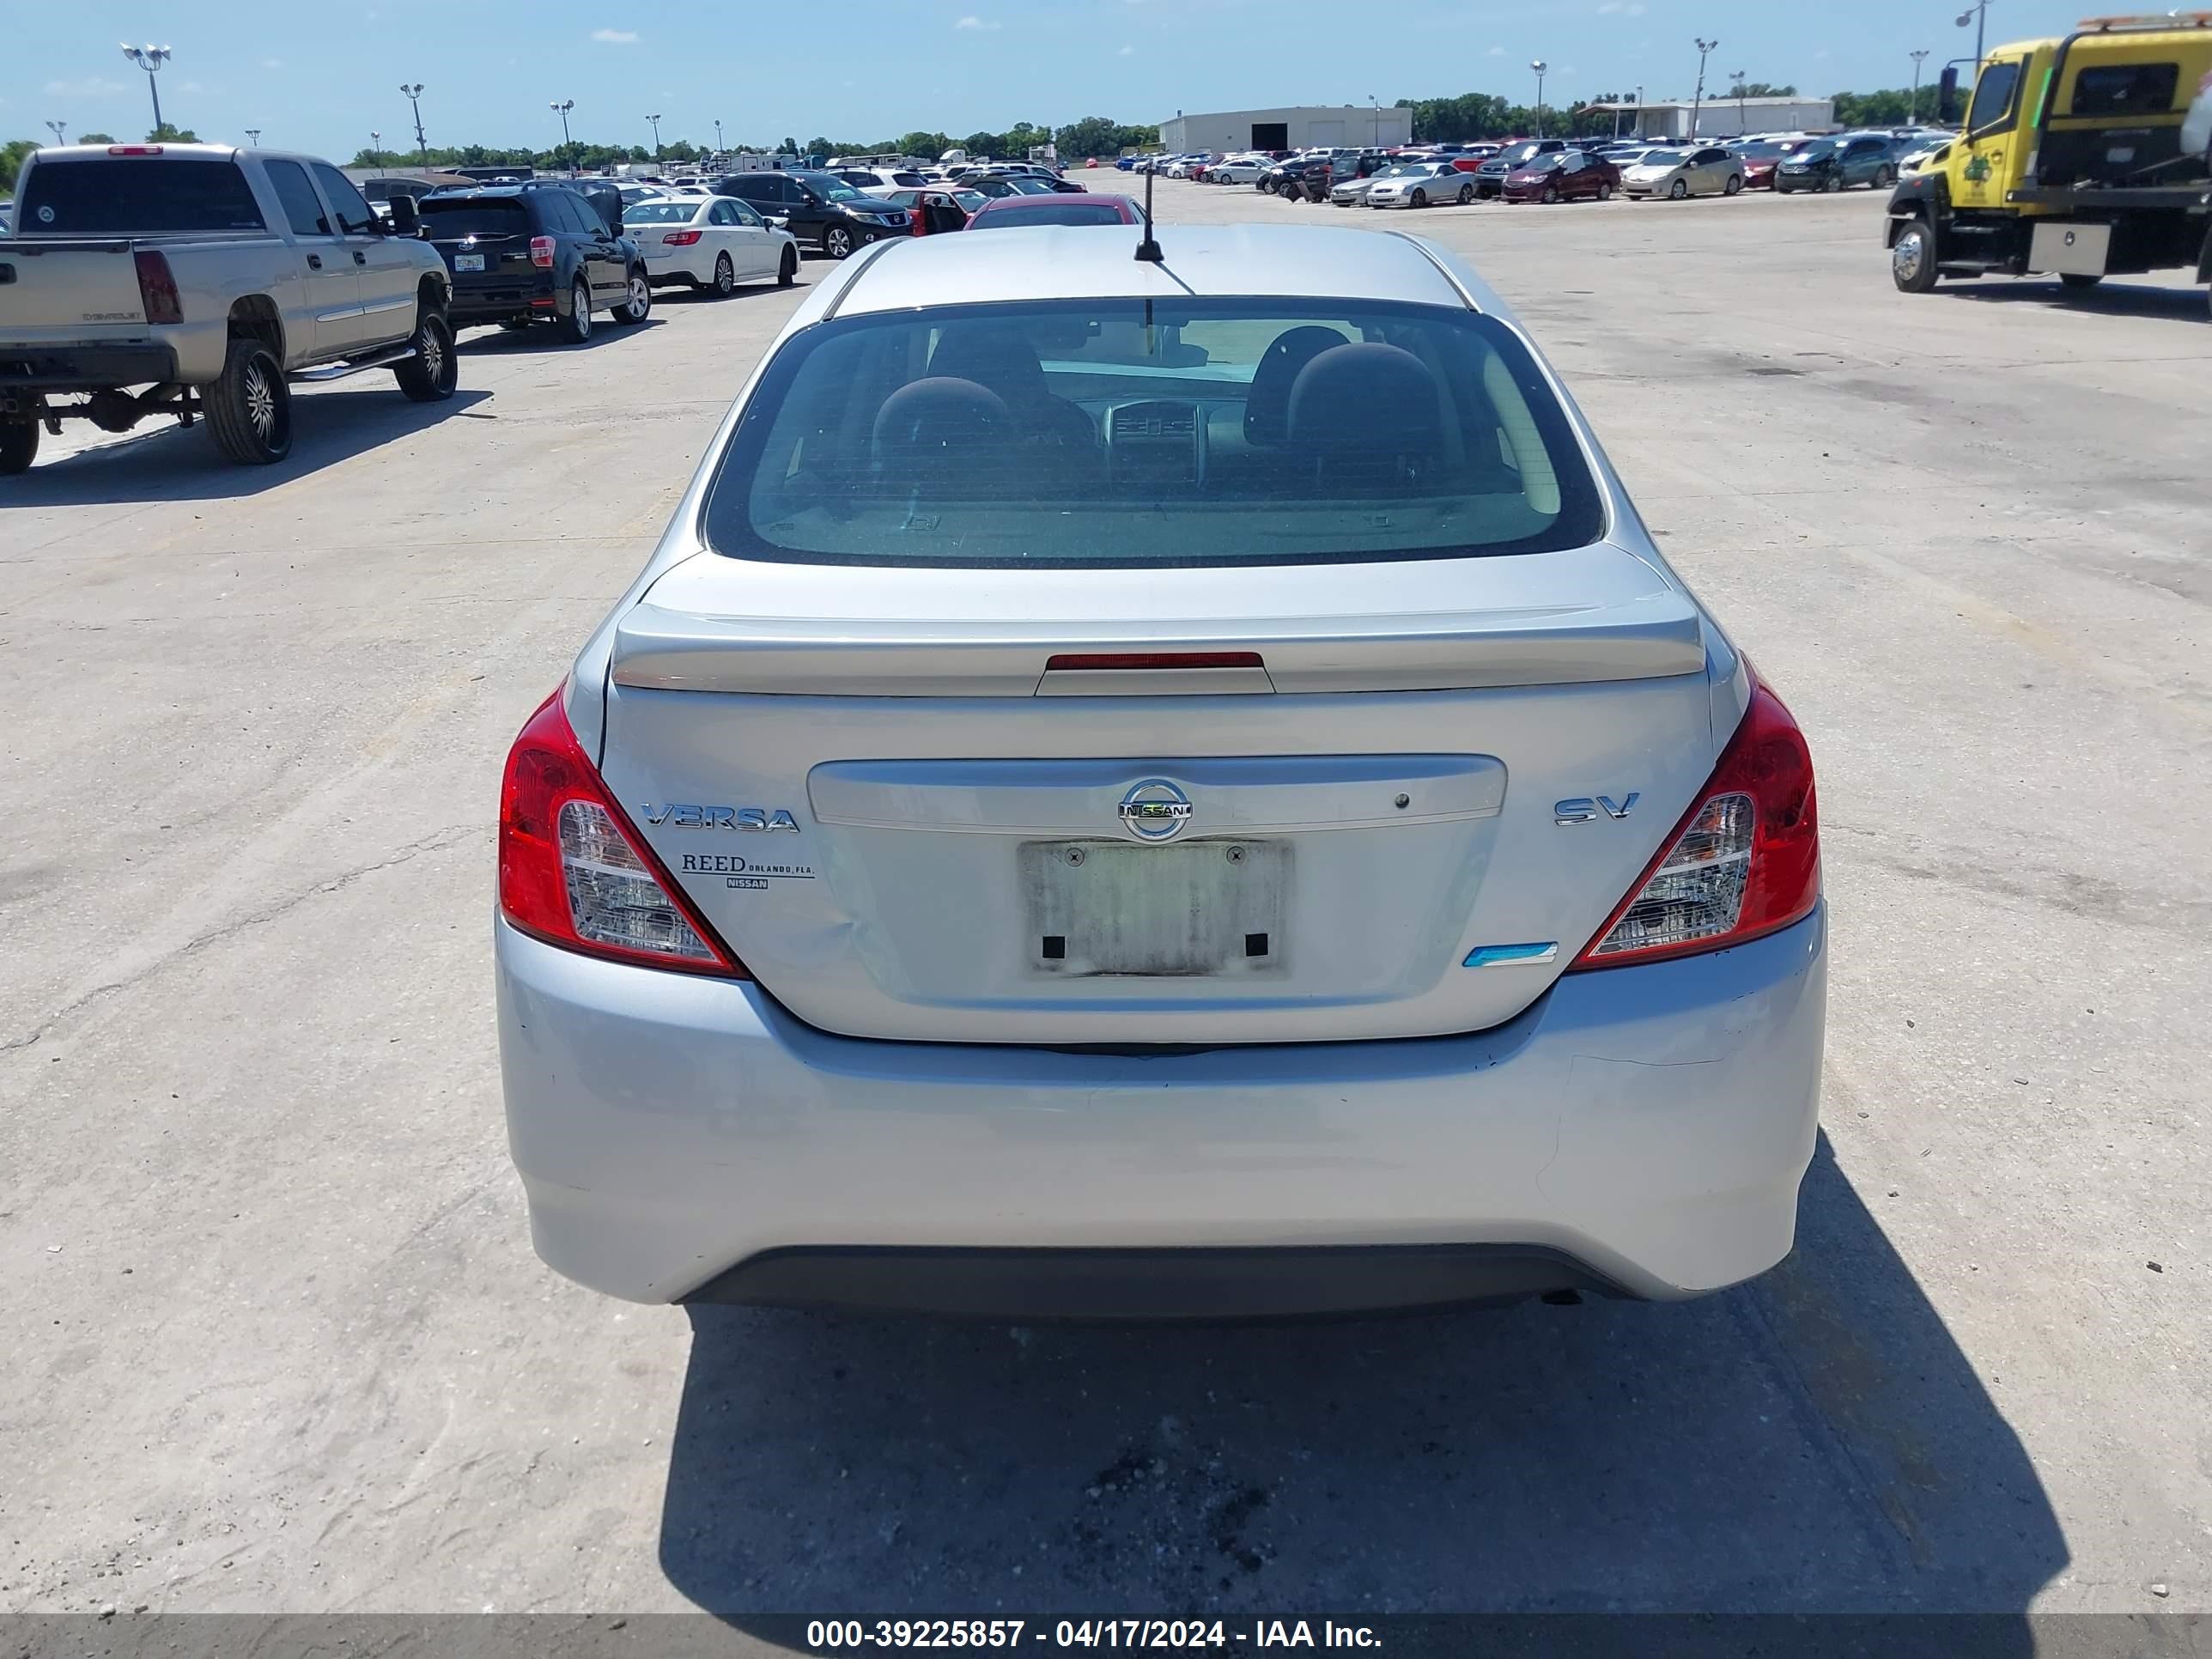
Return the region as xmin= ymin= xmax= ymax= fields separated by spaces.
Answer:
xmin=804 ymin=1620 xmax=1382 ymax=1650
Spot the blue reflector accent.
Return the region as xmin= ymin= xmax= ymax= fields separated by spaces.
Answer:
xmin=1462 ymin=941 xmax=1560 ymax=969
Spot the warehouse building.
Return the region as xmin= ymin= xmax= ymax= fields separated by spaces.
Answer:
xmin=1578 ymin=95 xmax=1837 ymax=141
xmin=1158 ymin=104 xmax=1413 ymax=154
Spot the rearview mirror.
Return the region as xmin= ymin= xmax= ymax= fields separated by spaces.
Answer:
xmin=386 ymin=193 xmax=421 ymax=235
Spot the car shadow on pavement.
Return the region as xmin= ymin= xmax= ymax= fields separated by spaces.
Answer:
xmin=659 ymin=1135 xmax=2064 ymax=1633
xmin=1936 ymin=278 xmax=2209 ymax=321
xmin=0 ymin=386 xmax=493 ymax=506
xmin=455 ymin=317 xmax=665 ymax=355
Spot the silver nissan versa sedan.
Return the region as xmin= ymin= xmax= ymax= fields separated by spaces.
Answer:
xmin=495 ymin=222 xmax=1826 ymax=1318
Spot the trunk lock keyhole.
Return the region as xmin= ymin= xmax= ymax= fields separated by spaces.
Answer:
xmin=1225 ymin=845 xmax=1246 ymax=865
xmin=1063 ymin=847 xmax=1085 ymax=866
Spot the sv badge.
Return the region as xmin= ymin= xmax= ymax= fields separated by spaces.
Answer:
xmin=1554 ymin=793 xmax=1639 ymax=824
xmin=642 ymin=804 xmax=802 ymax=832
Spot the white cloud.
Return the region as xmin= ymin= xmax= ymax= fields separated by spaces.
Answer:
xmin=260 ymin=58 xmax=283 ymax=70
xmin=954 ymin=15 xmax=1002 ymax=28
xmin=1486 ymin=45 xmax=1504 ymax=55
xmin=591 ymin=27 xmax=639 ymax=43
xmin=1117 ymin=43 xmax=1134 ymax=54
xmin=46 ymin=76 xmax=129 ymax=97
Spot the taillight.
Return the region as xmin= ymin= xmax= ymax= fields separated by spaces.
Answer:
xmin=133 ymin=249 xmax=182 ymax=325
xmin=530 ymin=235 xmax=556 ymax=268
xmin=107 ymin=145 xmax=164 ymax=156
xmin=498 ymin=690 xmax=745 ymax=977
xmin=1570 ymin=673 xmax=1819 ymax=970
xmin=663 ymin=228 xmax=702 ymax=245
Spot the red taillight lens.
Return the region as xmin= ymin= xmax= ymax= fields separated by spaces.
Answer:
xmin=498 ymin=690 xmax=746 ymax=977
xmin=1569 ymin=673 xmax=1819 ymax=970
xmin=108 ymin=145 xmax=164 ymax=156
xmin=662 ymin=228 xmax=702 ymax=245
xmin=530 ymin=235 xmax=556 ymax=268
xmin=133 ymin=250 xmax=182 ymax=325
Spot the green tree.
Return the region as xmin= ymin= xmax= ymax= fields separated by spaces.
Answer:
xmin=899 ymin=129 xmax=951 ymax=158
xmin=148 ymin=123 xmax=199 ymax=143
xmin=79 ymin=131 xmax=116 ymax=145
xmin=1832 ymin=87 xmax=1923 ymax=126
xmin=662 ymin=139 xmax=701 ymax=162
xmin=2 ymin=137 xmax=38 ymax=196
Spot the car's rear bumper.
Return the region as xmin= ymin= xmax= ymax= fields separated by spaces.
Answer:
xmin=0 ymin=339 xmax=183 ymax=390
xmin=496 ymin=905 xmax=1827 ymax=1311
xmin=446 ymin=276 xmax=556 ymax=321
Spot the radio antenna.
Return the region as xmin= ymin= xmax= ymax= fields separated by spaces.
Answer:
xmin=1134 ymin=163 xmax=1163 ymax=263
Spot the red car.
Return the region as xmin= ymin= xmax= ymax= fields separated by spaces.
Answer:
xmin=963 ymin=192 xmax=1141 ymax=228
xmin=1733 ymin=138 xmax=1817 ymax=190
xmin=1501 ymin=149 xmax=1622 ymax=203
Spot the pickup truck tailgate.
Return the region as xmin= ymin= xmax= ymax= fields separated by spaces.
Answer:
xmin=0 ymin=240 xmax=147 ymax=334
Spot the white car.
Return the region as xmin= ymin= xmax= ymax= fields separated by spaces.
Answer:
xmin=1363 ymin=161 xmax=1471 ymax=209
xmin=494 ymin=222 xmax=1827 ymax=1318
xmin=620 ymin=195 xmax=799 ymax=295
xmin=1204 ymin=157 xmax=1271 ymax=184
xmin=1164 ymin=156 xmax=1212 ymax=179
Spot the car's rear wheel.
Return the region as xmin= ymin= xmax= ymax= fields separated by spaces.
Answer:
xmin=778 ymin=245 xmax=799 ymax=287
xmin=1890 ymin=217 xmax=1941 ymax=293
xmin=1456 ymin=181 xmax=1474 ymax=204
xmin=1874 ymin=165 xmax=1897 ymax=189
xmin=1723 ymin=174 xmax=1742 ymax=195
xmin=558 ymin=279 xmax=592 ymax=343
xmin=206 ymin=337 xmax=292 ymax=465
xmin=612 ymin=270 xmax=651 ymax=325
xmin=1668 ymin=178 xmax=1687 ymax=199
xmin=393 ymin=310 xmax=457 ymax=402
xmin=823 ymin=225 xmax=854 ymax=259
xmin=0 ymin=420 xmax=39 ymax=476
xmin=1596 ymin=182 xmax=1613 ymax=201
xmin=712 ymin=252 xmax=736 ymax=296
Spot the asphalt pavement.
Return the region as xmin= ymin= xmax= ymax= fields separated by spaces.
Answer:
xmin=2 ymin=180 xmax=2207 ymax=1628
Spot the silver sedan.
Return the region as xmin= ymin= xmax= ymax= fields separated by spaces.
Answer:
xmin=1362 ymin=161 xmax=1475 ymax=209
xmin=1621 ymin=144 xmax=1746 ymax=199
xmin=494 ymin=222 xmax=1827 ymax=1318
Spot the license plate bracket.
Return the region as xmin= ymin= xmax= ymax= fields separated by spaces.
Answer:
xmin=454 ymin=253 xmax=485 ymax=272
xmin=1019 ymin=839 xmax=1290 ymax=978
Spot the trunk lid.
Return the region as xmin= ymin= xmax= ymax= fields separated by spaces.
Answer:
xmin=0 ymin=241 xmax=147 ymax=336
xmin=596 ymin=546 xmax=1721 ymax=1045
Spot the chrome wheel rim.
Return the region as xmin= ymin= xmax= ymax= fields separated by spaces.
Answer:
xmin=574 ymin=288 xmax=590 ymax=336
xmin=420 ymin=325 xmax=445 ymax=385
xmin=1893 ymin=230 xmax=1924 ymax=283
xmin=630 ymin=276 xmax=647 ymax=313
xmin=245 ymin=362 xmax=276 ymax=441
xmin=827 ymin=229 xmax=850 ymax=258
xmin=715 ymin=256 xmax=732 ymax=292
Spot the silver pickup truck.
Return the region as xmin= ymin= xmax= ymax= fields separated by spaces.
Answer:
xmin=0 ymin=143 xmax=455 ymax=473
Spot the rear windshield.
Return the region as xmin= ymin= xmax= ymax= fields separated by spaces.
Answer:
xmin=2069 ymin=63 xmax=2180 ymax=117
xmin=624 ymin=201 xmax=697 ymax=224
xmin=973 ymin=203 xmax=1127 ymax=227
xmin=702 ymin=298 xmax=1603 ymax=570
xmin=17 ymin=159 xmax=265 ymax=234
xmin=420 ymin=198 xmax=532 ymax=237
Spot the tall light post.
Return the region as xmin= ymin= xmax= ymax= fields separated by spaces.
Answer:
xmin=647 ymin=112 xmax=663 ymax=161
xmin=1531 ymin=61 xmax=1547 ymax=138
xmin=1691 ymin=38 xmax=1718 ymax=139
xmin=45 ymin=119 xmax=67 ymax=147
xmin=119 ymin=44 xmax=172 ymax=136
xmin=245 ymin=128 xmax=261 ymax=147
xmin=1732 ymin=70 xmax=1747 ymax=136
xmin=1909 ymin=49 xmax=1930 ymax=121
xmin=1370 ymin=94 xmax=1379 ymax=146
xmin=370 ymin=131 xmax=382 ymax=175
xmin=550 ymin=99 xmax=575 ymax=171
xmin=400 ymin=83 xmax=428 ymax=167
xmin=1956 ymin=1 xmax=1990 ymax=77
xmin=714 ymin=118 xmax=725 ymax=156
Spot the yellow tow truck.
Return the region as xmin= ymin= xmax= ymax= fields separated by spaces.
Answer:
xmin=1884 ymin=12 xmax=2212 ymax=314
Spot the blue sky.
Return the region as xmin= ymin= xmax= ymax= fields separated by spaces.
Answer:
xmin=8 ymin=0 xmax=2087 ymax=155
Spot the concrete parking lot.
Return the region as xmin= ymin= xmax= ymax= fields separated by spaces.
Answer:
xmin=3 ymin=179 xmax=2209 ymax=1628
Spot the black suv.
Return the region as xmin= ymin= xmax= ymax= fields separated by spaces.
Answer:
xmin=1470 ymin=138 xmax=1567 ymax=198
xmin=416 ymin=185 xmax=651 ymax=343
xmin=710 ymin=170 xmax=909 ymax=259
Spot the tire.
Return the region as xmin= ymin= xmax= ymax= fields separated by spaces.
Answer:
xmin=1595 ymin=182 xmax=1613 ymax=201
xmin=777 ymin=245 xmax=799 ymax=287
xmin=0 ymin=421 xmax=38 ymax=476
xmin=1541 ymin=185 xmax=1559 ymax=204
xmin=1822 ymin=172 xmax=1843 ymax=193
xmin=1875 ymin=166 xmax=1896 ymax=189
xmin=1410 ymin=188 xmax=1428 ymax=208
xmin=1723 ymin=174 xmax=1742 ymax=196
xmin=612 ymin=269 xmax=651 ymax=325
xmin=1457 ymin=182 xmax=1474 ymax=204
xmin=711 ymin=252 xmax=736 ymax=296
xmin=205 ymin=337 xmax=291 ymax=465
xmin=557 ymin=278 xmax=592 ymax=344
xmin=393 ymin=310 xmax=457 ymax=403
xmin=823 ymin=224 xmax=854 ymax=259
xmin=1890 ymin=216 xmax=1941 ymax=294
xmin=2059 ymin=271 xmax=2103 ymax=291
xmin=1669 ymin=178 xmax=1687 ymax=200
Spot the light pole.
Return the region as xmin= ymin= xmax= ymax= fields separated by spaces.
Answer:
xmin=45 ymin=119 xmax=66 ymax=147
xmin=550 ymin=99 xmax=574 ymax=171
xmin=245 ymin=128 xmax=261 ymax=147
xmin=1909 ymin=49 xmax=1930 ymax=122
xmin=370 ymin=131 xmax=381 ymax=175
xmin=1531 ymin=61 xmax=1547 ymax=139
xmin=647 ymin=112 xmax=662 ymax=161
xmin=714 ymin=118 xmax=725 ymax=156
xmin=1732 ymin=70 xmax=1747 ymax=136
xmin=119 ymin=44 xmax=172 ymax=136
xmin=1691 ymin=38 xmax=1718 ymax=139
xmin=1955 ymin=2 xmax=1990 ymax=77
xmin=1370 ymin=94 xmax=1379 ymax=146
xmin=400 ymin=83 xmax=427 ymax=167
